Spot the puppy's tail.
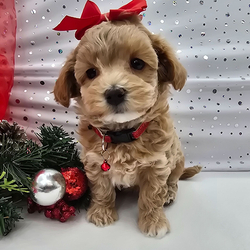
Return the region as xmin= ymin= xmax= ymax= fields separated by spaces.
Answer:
xmin=179 ymin=166 xmax=202 ymax=180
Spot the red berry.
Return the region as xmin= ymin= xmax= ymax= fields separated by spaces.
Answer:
xmin=52 ymin=208 xmax=61 ymax=220
xmin=63 ymin=212 xmax=72 ymax=220
xmin=59 ymin=216 xmax=67 ymax=223
xmin=37 ymin=205 xmax=44 ymax=213
xmin=44 ymin=210 xmax=53 ymax=219
xmin=27 ymin=202 xmax=35 ymax=209
xmin=56 ymin=200 xmax=65 ymax=208
xmin=27 ymin=197 xmax=33 ymax=205
xmin=61 ymin=204 xmax=69 ymax=212
xmin=27 ymin=207 xmax=36 ymax=214
xmin=68 ymin=206 xmax=76 ymax=214
xmin=46 ymin=204 xmax=55 ymax=210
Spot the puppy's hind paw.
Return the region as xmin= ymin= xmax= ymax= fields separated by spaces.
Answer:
xmin=164 ymin=192 xmax=176 ymax=206
xmin=164 ymin=184 xmax=177 ymax=206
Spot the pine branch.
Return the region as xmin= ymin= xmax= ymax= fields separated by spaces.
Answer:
xmin=0 ymin=197 xmax=23 ymax=237
xmin=36 ymin=124 xmax=76 ymax=147
xmin=0 ymin=172 xmax=29 ymax=193
xmin=0 ymin=123 xmax=84 ymax=190
xmin=0 ymin=120 xmax=27 ymax=143
xmin=36 ymin=124 xmax=84 ymax=171
xmin=0 ymin=137 xmax=44 ymax=188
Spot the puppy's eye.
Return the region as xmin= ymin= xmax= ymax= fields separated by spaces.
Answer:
xmin=86 ymin=68 xmax=97 ymax=79
xmin=130 ymin=58 xmax=145 ymax=70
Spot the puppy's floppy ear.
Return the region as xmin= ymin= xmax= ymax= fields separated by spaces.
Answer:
xmin=53 ymin=50 xmax=80 ymax=107
xmin=150 ymin=35 xmax=187 ymax=91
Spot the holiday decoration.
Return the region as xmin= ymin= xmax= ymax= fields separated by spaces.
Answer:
xmin=31 ymin=169 xmax=66 ymax=206
xmin=0 ymin=0 xmax=17 ymax=119
xmin=27 ymin=198 xmax=76 ymax=223
xmin=54 ymin=0 xmax=147 ymax=40
xmin=61 ymin=167 xmax=88 ymax=201
xmin=0 ymin=121 xmax=90 ymax=237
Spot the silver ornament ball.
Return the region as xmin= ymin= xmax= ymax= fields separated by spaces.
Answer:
xmin=31 ymin=169 xmax=66 ymax=206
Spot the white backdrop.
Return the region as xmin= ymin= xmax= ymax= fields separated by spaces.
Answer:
xmin=9 ymin=0 xmax=250 ymax=171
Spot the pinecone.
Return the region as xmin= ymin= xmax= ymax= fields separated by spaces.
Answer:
xmin=0 ymin=120 xmax=27 ymax=143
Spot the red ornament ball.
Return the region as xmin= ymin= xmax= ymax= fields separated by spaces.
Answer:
xmin=61 ymin=167 xmax=88 ymax=201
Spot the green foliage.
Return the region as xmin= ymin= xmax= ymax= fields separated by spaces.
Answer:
xmin=0 ymin=172 xmax=29 ymax=193
xmin=36 ymin=124 xmax=83 ymax=170
xmin=0 ymin=135 xmax=44 ymax=188
xmin=0 ymin=197 xmax=22 ymax=237
xmin=0 ymin=123 xmax=84 ymax=189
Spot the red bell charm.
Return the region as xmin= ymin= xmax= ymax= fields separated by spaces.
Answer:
xmin=101 ymin=160 xmax=110 ymax=171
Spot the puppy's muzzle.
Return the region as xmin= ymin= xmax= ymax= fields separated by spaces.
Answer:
xmin=104 ymin=87 xmax=127 ymax=107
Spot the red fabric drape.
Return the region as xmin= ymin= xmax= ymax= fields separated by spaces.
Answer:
xmin=0 ymin=0 xmax=16 ymax=120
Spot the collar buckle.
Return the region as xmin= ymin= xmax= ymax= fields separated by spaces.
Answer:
xmin=106 ymin=128 xmax=136 ymax=144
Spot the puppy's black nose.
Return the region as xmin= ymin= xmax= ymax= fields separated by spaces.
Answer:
xmin=105 ymin=88 xmax=126 ymax=106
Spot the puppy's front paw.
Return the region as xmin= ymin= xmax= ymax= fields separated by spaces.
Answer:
xmin=87 ymin=205 xmax=118 ymax=227
xmin=138 ymin=210 xmax=170 ymax=238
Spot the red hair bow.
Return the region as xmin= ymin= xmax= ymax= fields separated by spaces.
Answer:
xmin=53 ymin=0 xmax=147 ymax=40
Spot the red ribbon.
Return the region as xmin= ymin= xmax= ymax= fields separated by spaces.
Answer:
xmin=53 ymin=0 xmax=147 ymax=40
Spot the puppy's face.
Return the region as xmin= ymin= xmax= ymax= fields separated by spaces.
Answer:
xmin=54 ymin=17 xmax=187 ymax=127
xmin=75 ymin=21 xmax=158 ymax=124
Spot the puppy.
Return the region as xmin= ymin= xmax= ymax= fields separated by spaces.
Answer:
xmin=54 ymin=15 xmax=201 ymax=238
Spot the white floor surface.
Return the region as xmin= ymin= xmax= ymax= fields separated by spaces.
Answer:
xmin=1 ymin=172 xmax=250 ymax=250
